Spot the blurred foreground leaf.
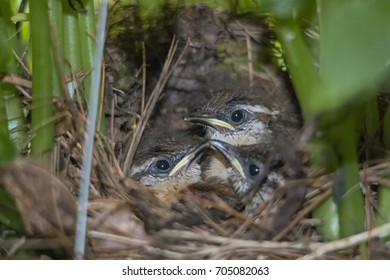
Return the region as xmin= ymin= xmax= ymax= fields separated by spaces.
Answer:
xmin=317 ymin=0 xmax=390 ymax=113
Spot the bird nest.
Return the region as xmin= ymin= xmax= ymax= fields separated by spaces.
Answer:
xmin=2 ymin=118 xmax=389 ymax=259
xmin=2 ymin=3 xmax=390 ymax=260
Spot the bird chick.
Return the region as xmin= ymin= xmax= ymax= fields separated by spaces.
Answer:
xmin=130 ymin=130 xmax=242 ymax=221
xmin=130 ymin=129 xmax=206 ymax=201
xmin=208 ymin=140 xmax=283 ymax=210
xmin=208 ymin=139 xmax=307 ymax=237
xmin=184 ymin=88 xmax=301 ymax=183
xmin=185 ymin=88 xmax=300 ymax=146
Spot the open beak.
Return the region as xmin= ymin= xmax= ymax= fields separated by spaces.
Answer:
xmin=168 ymin=141 xmax=210 ymax=177
xmin=184 ymin=115 xmax=236 ymax=132
xmin=208 ymin=140 xmax=246 ymax=179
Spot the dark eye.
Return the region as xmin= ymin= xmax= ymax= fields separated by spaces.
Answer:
xmin=249 ymin=164 xmax=260 ymax=176
xmin=231 ymin=109 xmax=244 ymax=124
xmin=155 ymin=159 xmax=171 ymax=172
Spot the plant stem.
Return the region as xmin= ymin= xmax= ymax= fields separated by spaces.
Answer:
xmin=78 ymin=0 xmax=96 ymax=104
xmin=274 ymin=18 xmax=322 ymax=120
xmin=331 ymin=112 xmax=365 ymax=237
xmin=0 ymin=1 xmax=27 ymax=151
xmin=30 ymin=0 xmax=54 ymax=161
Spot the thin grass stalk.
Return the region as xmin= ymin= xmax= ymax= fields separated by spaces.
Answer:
xmin=29 ymin=0 xmax=54 ymax=161
xmin=77 ymin=0 xmax=106 ymax=132
xmin=74 ymin=1 xmax=108 ymax=260
xmin=0 ymin=1 xmax=27 ymax=151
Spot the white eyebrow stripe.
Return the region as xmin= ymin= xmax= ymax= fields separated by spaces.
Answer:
xmin=244 ymin=105 xmax=279 ymax=116
xmin=129 ymin=159 xmax=154 ymax=176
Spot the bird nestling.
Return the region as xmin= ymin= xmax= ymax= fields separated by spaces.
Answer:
xmin=208 ymin=139 xmax=307 ymax=237
xmin=184 ymin=88 xmax=301 ymax=183
xmin=170 ymin=138 xmax=307 ymax=237
xmin=185 ymin=88 xmax=300 ymax=146
xmin=129 ymin=129 xmax=242 ymax=217
xmin=129 ymin=129 xmax=205 ymax=201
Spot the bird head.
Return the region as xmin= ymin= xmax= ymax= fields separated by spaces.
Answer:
xmin=184 ymin=89 xmax=280 ymax=145
xmin=130 ymin=130 xmax=207 ymax=199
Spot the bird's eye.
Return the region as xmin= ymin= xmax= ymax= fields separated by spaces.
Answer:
xmin=155 ymin=159 xmax=171 ymax=172
xmin=249 ymin=164 xmax=260 ymax=176
xmin=230 ymin=109 xmax=245 ymax=124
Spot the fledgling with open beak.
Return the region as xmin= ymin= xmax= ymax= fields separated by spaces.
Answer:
xmin=184 ymin=88 xmax=301 ymax=182
xmin=208 ymin=139 xmax=307 ymax=237
xmin=129 ymin=129 xmax=241 ymax=212
xmin=170 ymin=138 xmax=307 ymax=236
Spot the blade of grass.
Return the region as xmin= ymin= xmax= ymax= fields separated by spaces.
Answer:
xmin=77 ymin=0 xmax=96 ymax=104
xmin=63 ymin=0 xmax=82 ymax=86
xmin=332 ymin=111 xmax=365 ymax=237
xmin=74 ymin=0 xmax=108 ymax=260
xmin=274 ymin=18 xmax=322 ymax=119
xmin=0 ymin=1 xmax=27 ymax=151
xmin=48 ymin=0 xmax=63 ymax=98
xmin=29 ymin=0 xmax=54 ymax=161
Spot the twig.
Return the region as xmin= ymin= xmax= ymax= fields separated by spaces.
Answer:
xmin=301 ymin=222 xmax=390 ymax=259
xmin=122 ymin=38 xmax=189 ymax=172
xmin=141 ymin=42 xmax=146 ymax=113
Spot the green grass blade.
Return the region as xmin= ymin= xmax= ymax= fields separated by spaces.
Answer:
xmin=30 ymin=0 xmax=55 ymax=160
xmin=0 ymin=1 xmax=27 ymax=151
xmin=274 ymin=18 xmax=321 ymax=119
xmin=317 ymin=0 xmax=390 ymax=112
xmin=63 ymin=0 xmax=83 ymax=79
xmin=78 ymin=0 xmax=96 ymax=104
xmin=331 ymin=112 xmax=365 ymax=237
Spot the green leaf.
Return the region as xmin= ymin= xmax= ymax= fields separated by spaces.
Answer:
xmin=313 ymin=198 xmax=340 ymax=241
xmin=377 ymin=186 xmax=390 ymax=225
xmin=0 ymin=129 xmax=17 ymax=163
xmin=317 ymin=0 xmax=390 ymax=112
xmin=262 ymin=0 xmax=312 ymax=19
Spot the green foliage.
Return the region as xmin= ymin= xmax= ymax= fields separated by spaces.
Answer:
xmin=317 ymin=0 xmax=390 ymax=113
xmin=29 ymin=0 xmax=55 ymax=160
xmin=0 ymin=0 xmax=27 ymax=152
xmin=264 ymin=0 xmax=390 ymax=240
xmin=0 ymin=187 xmax=24 ymax=234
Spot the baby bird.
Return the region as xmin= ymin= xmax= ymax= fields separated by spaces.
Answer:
xmin=185 ymin=88 xmax=300 ymax=146
xmin=208 ymin=139 xmax=307 ymax=237
xmin=184 ymin=88 xmax=301 ymax=182
xmin=169 ymin=137 xmax=307 ymax=235
xmin=129 ymin=129 xmax=205 ymax=201
xmin=130 ymin=129 xmax=240 ymax=212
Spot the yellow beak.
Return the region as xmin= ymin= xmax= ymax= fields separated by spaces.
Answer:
xmin=184 ymin=116 xmax=236 ymax=131
xmin=209 ymin=140 xmax=246 ymax=179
